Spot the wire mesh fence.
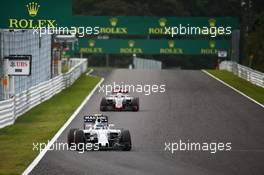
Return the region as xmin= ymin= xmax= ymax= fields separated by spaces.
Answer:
xmin=0 ymin=30 xmax=51 ymax=100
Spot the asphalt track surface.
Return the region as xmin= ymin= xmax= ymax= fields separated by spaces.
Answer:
xmin=30 ymin=69 xmax=264 ymax=175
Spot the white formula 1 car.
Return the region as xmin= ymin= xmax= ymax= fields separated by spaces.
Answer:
xmin=100 ymin=89 xmax=139 ymax=111
xmin=67 ymin=114 xmax=132 ymax=151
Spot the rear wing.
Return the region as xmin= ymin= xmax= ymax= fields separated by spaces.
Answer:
xmin=112 ymin=88 xmax=129 ymax=93
xmin=84 ymin=115 xmax=96 ymax=123
xmin=83 ymin=115 xmax=108 ymax=123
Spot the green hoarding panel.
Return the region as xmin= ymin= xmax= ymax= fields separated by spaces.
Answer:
xmin=0 ymin=0 xmax=72 ymax=29
xmin=72 ymin=16 xmax=238 ymax=35
xmin=0 ymin=0 xmax=238 ymax=37
xmin=78 ymin=39 xmax=231 ymax=55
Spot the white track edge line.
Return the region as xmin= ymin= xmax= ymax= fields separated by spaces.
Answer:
xmin=22 ymin=77 xmax=104 ymax=175
xmin=86 ymin=68 xmax=94 ymax=76
xmin=202 ymin=70 xmax=264 ymax=109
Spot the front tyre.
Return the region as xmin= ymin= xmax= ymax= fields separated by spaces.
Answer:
xmin=74 ymin=130 xmax=85 ymax=151
xmin=68 ymin=128 xmax=78 ymax=147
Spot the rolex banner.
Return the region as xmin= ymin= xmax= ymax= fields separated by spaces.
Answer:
xmin=78 ymin=39 xmax=230 ymax=55
xmin=0 ymin=0 xmax=238 ymax=37
xmin=72 ymin=16 xmax=238 ymax=35
xmin=0 ymin=0 xmax=72 ymax=29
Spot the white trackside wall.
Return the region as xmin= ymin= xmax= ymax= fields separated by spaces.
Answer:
xmin=0 ymin=58 xmax=87 ymax=129
xmin=219 ymin=61 xmax=264 ymax=88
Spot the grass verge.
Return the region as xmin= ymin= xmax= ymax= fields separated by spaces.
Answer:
xmin=206 ymin=70 xmax=264 ymax=105
xmin=0 ymin=73 xmax=101 ymax=175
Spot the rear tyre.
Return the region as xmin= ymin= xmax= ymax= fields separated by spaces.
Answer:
xmin=68 ymin=128 xmax=77 ymax=147
xmin=120 ymin=130 xmax=132 ymax=151
xmin=131 ymin=97 xmax=139 ymax=111
xmin=100 ymin=97 xmax=107 ymax=111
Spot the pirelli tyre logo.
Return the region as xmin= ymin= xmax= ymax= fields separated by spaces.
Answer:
xmin=8 ymin=2 xmax=57 ymax=29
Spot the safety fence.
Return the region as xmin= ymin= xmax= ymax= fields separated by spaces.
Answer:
xmin=219 ymin=61 xmax=264 ymax=88
xmin=0 ymin=58 xmax=87 ymax=129
xmin=0 ymin=30 xmax=52 ymax=99
xmin=133 ymin=57 xmax=162 ymax=69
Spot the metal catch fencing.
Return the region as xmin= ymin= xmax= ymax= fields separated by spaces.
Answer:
xmin=133 ymin=57 xmax=162 ymax=69
xmin=219 ymin=61 xmax=264 ymax=88
xmin=0 ymin=58 xmax=87 ymax=129
xmin=0 ymin=30 xmax=52 ymax=99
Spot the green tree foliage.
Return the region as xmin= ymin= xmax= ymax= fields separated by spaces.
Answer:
xmin=73 ymin=0 xmax=187 ymax=16
xmin=73 ymin=0 xmax=240 ymax=16
xmin=244 ymin=13 xmax=264 ymax=72
xmin=182 ymin=0 xmax=240 ymax=16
